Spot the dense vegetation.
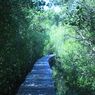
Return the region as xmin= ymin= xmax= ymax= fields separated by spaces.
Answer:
xmin=0 ymin=0 xmax=48 ymax=94
xmin=0 ymin=0 xmax=95 ymax=95
xmin=45 ymin=0 xmax=95 ymax=95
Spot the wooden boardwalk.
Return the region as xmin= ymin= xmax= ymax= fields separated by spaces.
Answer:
xmin=17 ymin=55 xmax=56 ymax=95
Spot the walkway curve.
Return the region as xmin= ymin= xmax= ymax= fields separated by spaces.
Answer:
xmin=17 ymin=54 xmax=56 ymax=95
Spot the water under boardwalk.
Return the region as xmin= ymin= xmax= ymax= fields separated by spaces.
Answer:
xmin=17 ymin=55 xmax=56 ymax=95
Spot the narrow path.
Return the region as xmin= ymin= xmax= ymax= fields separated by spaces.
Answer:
xmin=17 ymin=55 xmax=56 ymax=95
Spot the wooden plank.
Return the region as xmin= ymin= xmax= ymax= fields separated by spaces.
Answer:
xmin=17 ymin=55 xmax=56 ymax=95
